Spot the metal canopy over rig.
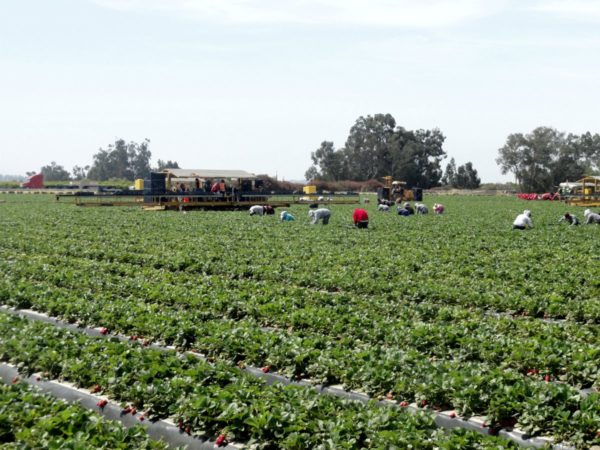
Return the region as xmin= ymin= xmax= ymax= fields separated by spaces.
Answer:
xmin=58 ymin=168 xmax=360 ymax=210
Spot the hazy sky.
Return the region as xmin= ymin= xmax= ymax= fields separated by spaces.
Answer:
xmin=2 ymin=0 xmax=600 ymax=182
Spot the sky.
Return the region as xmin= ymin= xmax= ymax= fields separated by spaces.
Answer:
xmin=1 ymin=0 xmax=600 ymax=182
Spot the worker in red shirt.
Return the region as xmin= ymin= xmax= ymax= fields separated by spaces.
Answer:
xmin=353 ymin=208 xmax=369 ymax=229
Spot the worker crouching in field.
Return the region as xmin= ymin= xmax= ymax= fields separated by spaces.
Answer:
xmin=353 ymin=208 xmax=369 ymax=228
xmin=584 ymin=209 xmax=600 ymax=224
xmin=249 ymin=205 xmax=265 ymax=216
xmin=309 ymin=208 xmax=331 ymax=225
xmin=280 ymin=211 xmax=294 ymax=221
xmin=249 ymin=205 xmax=275 ymax=216
xmin=378 ymin=204 xmax=390 ymax=212
xmin=433 ymin=203 xmax=444 ymax=214
xmin=513 ymin=210 xmax=533 ymax=230
xmin=415 ymin=203 xmax=428 ymax=214
xmin=559 ymin=213 xmax=580 ymax=226
xmin=397 ymin=202 xmax=414 ymax=216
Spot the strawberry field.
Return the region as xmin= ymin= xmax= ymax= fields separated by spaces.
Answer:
xmin=0 ymin=194 xmax=599 ymax=449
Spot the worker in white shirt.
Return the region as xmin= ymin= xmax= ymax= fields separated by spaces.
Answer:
xmin=584 ymin=209 xmax=600 ymax=224
xmin=308 ymin=208 xmax=331 ymax=225
xmin=415 ymin=203 xmax=428 ymax=214
xmin=378 ymin=204 xmax=390 ymax=212
xmin=513 ymin=210 xmax=533 ymax=230
xmin=249 ymin=205 xmax=265 ymax=216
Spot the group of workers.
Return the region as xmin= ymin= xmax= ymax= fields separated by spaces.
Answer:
xmin=513 ymin=208 xmax=600 ymax=229
xmin=249 ymin=201 xmax=600 ymax=230
xmin=248 ymin=201 xmax=446 ymax=229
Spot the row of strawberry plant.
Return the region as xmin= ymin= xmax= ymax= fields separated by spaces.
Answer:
xmin=1 ymin=196 xmax=598 ymax=323
xmin=2 ymin=276 xmax=600 ymax=449
xmin=0 ymin=312 xmax=517 ymax=449
xmin=2 ymin=251 xmax=599 ymax=392
xmin=0 ymin=381 xmax=168 ymax=449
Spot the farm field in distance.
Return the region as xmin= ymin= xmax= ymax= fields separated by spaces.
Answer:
xmin=0 ymin=194 xmax=599 ymax=449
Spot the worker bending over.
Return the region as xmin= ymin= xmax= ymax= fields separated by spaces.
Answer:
xmin=280 ymin=211 xmax=295 ymax=221
xmin=397 ymin=202 xmax=414 ymax=216
xmin=433 ymin=203 xmax=444 ymax=214
xmin=415 ymin=203 xmax=428 ymax=214
xmin=353 ymin=208 xmax=369 ymax=228
xmin=309 ymin=208 xmax=331 ymax=225
xmin=559 ymin=213 xmax=580 ymax=226
xmin=249 ymin=205 xmax=274 ymax=216
xmin=513 ymin=210 xmax=533 ymax=230
xmin=378 ymin=204 xmax=390 ymax=212
xmin=584 ymin=209 xmax=600 ymax=224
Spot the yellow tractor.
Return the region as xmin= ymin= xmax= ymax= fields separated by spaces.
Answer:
xmin=378 ymin=176 xmax=419 ymax=203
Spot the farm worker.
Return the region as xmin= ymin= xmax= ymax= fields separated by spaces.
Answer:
xmin=433 ymin=203 xmax=444 ymax=214
xmin=249 ymin=205 xmax=265 ymax=216
xmin=210 ymin=182 xmax=219 ymax=193
xmin=558 ymin=213 xmax=580 ymax=226
xmin=512 ymin=210 xmax=533 ymax=230
xmin=403 ymin=202 xmax=415 ymax=215
xmin=263 ymin=205 xmax=275 ymax=215
xmin=397 ymin=206 xmax=411 ymax=216
xmin=308 ymin=208 xmax=331 ymax=225
xmin=584 ymin=209 xmax=600 ymax=224
xmin=353 ymin=208 xmax=369 ymax=228
xmin=378 ymin=204 xmax=390 ymax=212
xmin=219 ymin=179 xmax=226 ymax=194
xmin=280 ymin=210 xmax=295 ymax=221
xmin=415 ymin=203 xmax=428 ymax=214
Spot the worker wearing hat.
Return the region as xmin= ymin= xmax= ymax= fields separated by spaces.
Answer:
xmin=513 ymin=210 xmax=533 ymax=230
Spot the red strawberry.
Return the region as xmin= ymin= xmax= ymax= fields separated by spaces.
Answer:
xmin=449 ymin=412 xmax=457 ymax=418
xmin=178 ymin=420 xmax=184 ymax=430
xmin=419 ymin=399 xmax=427 ymax=408
xmin=11 ymin=376 xmax=19 ymax=384
xmin=96 ymin=399 xmax=108 ymax=408
xmin=130 ymin=407 xmax=137 ymax=416
xmin=139 ymin=414 xmax=145 ymax=421
xmin=215 ymin=434 xmax=227 ymax=447
xmin=91 ymin=384 xmax=101 ymax=393
xmin=121 ymin=406 xmax=132 ymax=415
xmin=131 ymin=335 xmax=138 ymax=341
xmin=399 ymin=401 xmax=409 ymax=407
xmin=261 ymin=365 xmax=271 ymax=373
xmin=99 ymin=327 xmax=108 ymax=335
xmin=35 ymin=376 xmax=41 ymax=382
xmin=544 ymin=374 xmax=551 ymax=382
xmin=482 ymin=421 xmax=488 ymax=428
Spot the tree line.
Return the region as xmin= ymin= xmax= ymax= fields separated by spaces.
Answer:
xmin=305 ymin=114 xmax=480 ymax=189
xmin=38 ymin=139 xmax=179 ymax=182
xmin=496 ymin=127 xmax=600 ymax=192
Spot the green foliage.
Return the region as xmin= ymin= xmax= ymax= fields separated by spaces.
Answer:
xmin=41 ymin=161 xmax=71 ymax=181
xmin=0 ymin=382 xmax=168 ymax=449
xmin=0 ymin=195 xmax=599 ymax=447
xmin=496 ymin=127 xmax=600 ymax=193
xmin=87 ymin=139 xmax=152 ymax=181
xmin=306 ymin=114 xmax=447 ymax=188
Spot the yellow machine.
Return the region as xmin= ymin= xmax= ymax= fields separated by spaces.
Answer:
xmin=378 ymin=176 xmax=417 ymax=202
xmin=565 ymin=176 xmax=600 ymax=207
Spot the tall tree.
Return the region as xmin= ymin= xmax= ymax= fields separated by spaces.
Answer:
xmin=87 ymin=139 xmax=152 ymax=181
xmin=344 ymin=114 xmax=396 ymax=180
xmin=155 ymin=159 xmax=180 ymax=171
xmin=41 ymin=162 xmax=70 ymax=181
xmin=308 ymin=141 xmax=347 ymax=181
xmin=442 ymin=157 xmax=457 ymax=186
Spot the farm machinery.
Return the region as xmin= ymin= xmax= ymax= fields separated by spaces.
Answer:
xmin=377 ymin=176 xmax=422 ymax=204
xmin=56 ymin=169 xmax=360 ymax=210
